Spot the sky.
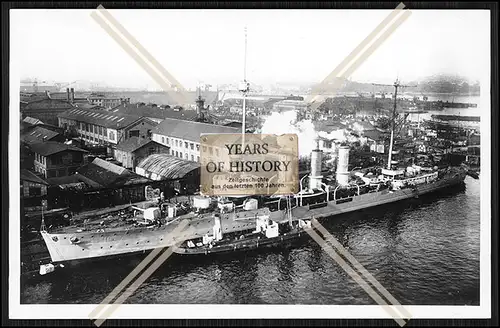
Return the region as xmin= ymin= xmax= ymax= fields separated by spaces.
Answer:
xmin=10 ymin=9 xmax=490 ymax=90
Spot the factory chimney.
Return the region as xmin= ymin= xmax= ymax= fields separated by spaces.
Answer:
xmin=336 ymin=146 xmax=350 ymax=186
xmin=308 ymin=140 xmax=323 ymax=190
xmin=196 ymin=96 xmax=205 ymax=118
xmin=66 ymin=88 xmax=70 ymax=102
xmin=70 ymin=88 xmax=75 ymax=103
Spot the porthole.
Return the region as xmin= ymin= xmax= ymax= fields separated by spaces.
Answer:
xmin=126 ymin=243 xmax=129 ymax=246
xmin=110 ymin=246 xmax=113 ymax=248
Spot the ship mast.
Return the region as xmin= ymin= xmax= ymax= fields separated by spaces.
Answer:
xmin=388 ymin=79 xmax=399 ymax=170
xmin=372 ymin=79 xmax=416 ymax=170
xmin=240 ymin=27 xmax=250 ymax=144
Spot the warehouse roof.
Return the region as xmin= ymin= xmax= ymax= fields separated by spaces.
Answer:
xmin=116 ymin=137 xmax=165 ymax=153
xmin=22 ymin=98 xmax=74 ymax=111
xmin=111 ymin=103 xmax=199 ymax=121
xmin=136 ymin=154 xmax=200 ymax=180
xmin=30 ymin=141 xmax=88 ymax=156
xmin=47 ymin=174 xmax=103 ymax=189
xmin=58 ymin=108 xmax=142 ymax=129
xmin=22 ymin=116 xmax=44 ymax=125
xmin=21 ymin=126 xmax=61 ymax=144
xmin=77 ymin=158 xmax=151 ymax=188
xmin=152 ymin=118 xmax=239 ymax=142
xmin=20 ymin=169 xmax=49 ymax=185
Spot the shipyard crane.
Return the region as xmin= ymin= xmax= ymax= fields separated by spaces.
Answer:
xmin=371 ymin=79 xmax=417 ymax=169
xmin=55 ymin=81 xmax=77 ymax=92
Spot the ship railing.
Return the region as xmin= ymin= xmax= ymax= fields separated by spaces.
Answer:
xmin=333 ymin=183 xmax=360 ymax=201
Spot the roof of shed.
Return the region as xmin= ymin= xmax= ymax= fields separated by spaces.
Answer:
xmin=136 ymin=154 xmax=200 ymax=180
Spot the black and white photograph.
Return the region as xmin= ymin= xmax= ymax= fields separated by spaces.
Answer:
xmin=6 ymin=3 xmax=494 ymax=325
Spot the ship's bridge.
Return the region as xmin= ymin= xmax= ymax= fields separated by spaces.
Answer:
xmin=381 ymin=168 xmax=405 ymax=180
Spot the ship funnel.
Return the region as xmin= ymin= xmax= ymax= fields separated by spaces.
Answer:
xmin=309 ymin=141 xmax=323 ymax=190
xmin=336 ymin=146 xmax=350 ymax=186
xmin=213 ymin=214 xmax=223 ymax=241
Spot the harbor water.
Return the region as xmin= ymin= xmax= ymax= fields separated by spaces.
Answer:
xmin=21 ymin=177 xmax=481 ymax=305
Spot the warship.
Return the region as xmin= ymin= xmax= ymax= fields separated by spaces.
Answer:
xmin=38 ymin=79 xmax=468 ymax=266
xmin=39 ymin=139 xmax=466 ymax=265
xmin=173 ymin=211 xmax=312 ymax=256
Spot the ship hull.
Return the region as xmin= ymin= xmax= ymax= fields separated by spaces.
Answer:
xmin=173 ymin=229 xmax=308 ymax=256
xmin=40 ymin=172 xmax=466 ymax=264
xmin=40 ymin=208 xmax=278 ymax=264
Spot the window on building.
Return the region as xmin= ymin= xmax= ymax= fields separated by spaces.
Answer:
xmin=185 ymin=142 xmax=188 ymax=148
xmin=215 ymin=148 xmax=219 ymax=156
xmin=196 ymin=144 xmax=200 ymax=151
xmin=185 ymin=153 xmax=188 ymax=159
xmin=129 ymin=130 xmax=140 ymax=138
xmin=51 ymin=155 xmax=61 ymax=165
xmin=166 ymin=138 xmax=169 ymax=144
xmin=191 ymin=155 xmax=194 ymax=161
xmin=28 ymin=186 xmax=41 ymax=197
xmin=180 ymin=152 xmax=183 ymax=159
xmin=190 ymin=143 xmax=194 ymax=150
xmin=109 ymin=131 xmax=115 ymax=140
xmin=162 ymin=137 xmax=165 ymax=143
xmin=175 ymin=151 xmax=179 ymax=157
xmin=209 ymin=147 xmax=213 ymax=155
xmin=175 ymin=140 xmax=178 ymax=147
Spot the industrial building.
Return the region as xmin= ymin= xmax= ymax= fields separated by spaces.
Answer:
xmin=135 ymin=154 xmax=201 ymax=195
xmin=29 ymin=141 xmax=88 ymax=178
xmin=57 ymin=108 xmax=158 ymax=148
xmin=20 ymin=169 xmax=49 ymax=212
xmin=114 ymin=137 xmax=170 ymax=170
xmin=151 ymin=118 xmax=239 ymax=162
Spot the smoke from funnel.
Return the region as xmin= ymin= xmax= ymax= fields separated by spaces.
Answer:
xmin=260 ymin=111 xmax=317 ymax=158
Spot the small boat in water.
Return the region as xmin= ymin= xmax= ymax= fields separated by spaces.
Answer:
xmin=173 ymin=213 xmax=312 ymax=256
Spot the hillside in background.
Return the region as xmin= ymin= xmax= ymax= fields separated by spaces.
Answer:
xmin=311 ymin=74 xmax=480 ymax=96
